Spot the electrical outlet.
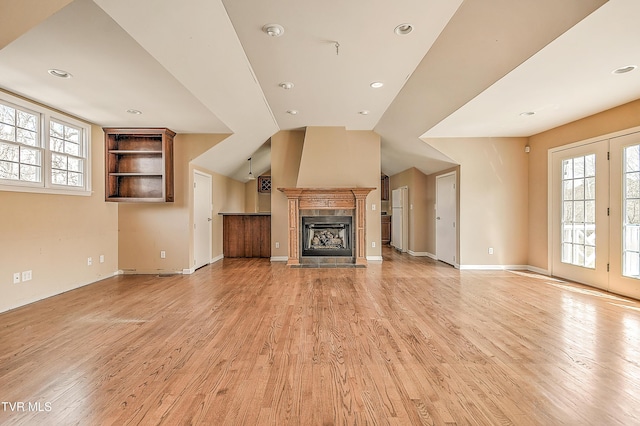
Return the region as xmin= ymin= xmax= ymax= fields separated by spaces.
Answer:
xmin=22 ymin=270 xmax=32 ymax=281
xmin=160 ymin=251 xmax=166 ymax=259
xmin=275 ymin=242 xmax=280 ymax=249
xmin=488 ymin=247 xmax=494 ymax=255
xmin=372 ymin=241 xmax=376 ymax=248
xmin=87 ymin=257 xmax=92 ymax=266
xmin=372 ymin=204 xmax=376 ymax=211
xmin=99 ymin=255 xmax=105 ymax=263
xmin=13 ymin=273 xmax=20 ymax=284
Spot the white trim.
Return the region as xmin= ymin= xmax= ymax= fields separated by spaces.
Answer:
xmin=182 ymin=268 xmax=195 ymax=275
xmin=210 ymin=254 xmax=224 ymax=263
xmin=366 ymin=255 xmax=383 ymax=262
xmin=270 ymin=256 xmax=289 ymax=262
xmin=459 ymin=264 xmax=530 ymax=271
xmin=527 ymin=265 xmax=550 ymax=275
xmin=408 ymin=250 xmax=436 ymax=259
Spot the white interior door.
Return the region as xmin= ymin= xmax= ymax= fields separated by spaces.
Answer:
xmin=436 ymin=172 xmax=456 ymax=266
xmin=193 ymin=170 xmax=212 ymax=270
xmin=551 ymin=140 xmax=609 ymax=290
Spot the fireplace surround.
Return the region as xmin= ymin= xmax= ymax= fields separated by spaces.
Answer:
xmin=278 ymin=187 xmax=375 ymax=266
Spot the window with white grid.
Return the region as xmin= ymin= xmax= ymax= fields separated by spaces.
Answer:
xmin=0 ymin=92 xmax=90 ymax=195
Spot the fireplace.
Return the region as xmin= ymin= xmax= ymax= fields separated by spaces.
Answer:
xmin=302 ymin=216 xmax=352 ymax=257
xmin=278 ymin=187 xmax=375 ymax=266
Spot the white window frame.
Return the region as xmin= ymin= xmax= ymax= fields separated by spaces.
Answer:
xmin=0 ymin=91 xmax=91 ymax=196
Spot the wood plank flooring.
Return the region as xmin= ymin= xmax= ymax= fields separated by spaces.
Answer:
xmin=1 ymin=247 xmax=640 ymax=425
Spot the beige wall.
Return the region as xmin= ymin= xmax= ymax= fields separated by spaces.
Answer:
xmin=118 ymin=133 xmax=233 ymax=273
xmin=271 ymin=131 xmax=305 ymax=259
xmin=389 ymin=167 xmax=432 ymax=255
xmin=244 ymin=179 xmax=258 ymax=213
xmin=0 ymin=124 xmax=118 ymax=313
xmin=528 ymin=99 xmax=640 ymax=271
xmin=428 ymin=137 xmax=529 ymax=266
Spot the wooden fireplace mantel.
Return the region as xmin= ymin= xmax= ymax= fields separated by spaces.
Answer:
xmin=278 ymin=187 xmax=375 ymax=266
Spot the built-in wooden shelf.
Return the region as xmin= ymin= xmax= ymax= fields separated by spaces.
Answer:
xmin=104 ymin=128 xmax=175 ymax=202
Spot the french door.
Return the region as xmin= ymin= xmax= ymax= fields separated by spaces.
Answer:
xmin=551 ymin=131 xmax=640 ymax=300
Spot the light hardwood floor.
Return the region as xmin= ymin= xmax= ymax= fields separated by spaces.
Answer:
xmin=1 ymin=247 xmax=640 ymax=425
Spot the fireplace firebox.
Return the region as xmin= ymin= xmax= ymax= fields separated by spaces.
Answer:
xmin=302 ymin=216 xmax=353 ymax=257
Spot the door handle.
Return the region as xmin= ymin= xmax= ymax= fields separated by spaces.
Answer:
xmin=208 ymin=218 xmax=212 ymax=222
xmin=436 ymin=217 xmax=441 ymax=220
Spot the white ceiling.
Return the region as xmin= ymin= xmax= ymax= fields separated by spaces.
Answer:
xmin=2 ymin=0 xmax=637 ymax=181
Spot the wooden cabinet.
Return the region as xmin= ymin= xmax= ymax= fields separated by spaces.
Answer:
xmin=381 ymin=215 xmax=391 ymax=245
xmin=104 ymin=128 xmax=175 ymax=202
xmin=381 ymin=174 xmax=390 ymax=201
xmin=222 ymin=214 xmax=271 ymax=258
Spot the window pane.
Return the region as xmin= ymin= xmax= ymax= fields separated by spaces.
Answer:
xmin=563 ymin=159 xmax=573 ymax=179
xmin=0 ymin=161 xmax=19 ymax=179
xmin=585 ymin=246 xmax=595 ymax=268
xmin=626 ymin=145 xmax=640 ymax=172
xmin=64 ymin=142 xmax=79 ymax=156
xmin=574 ymin=179 xmax=585 ymax=200
xmin=67 ymin=157 xmax=81 ymax=172
xmin=585 ymin=177 xmax=596 ymax=200
xmin=16 ymin=128 xmax=37 ymax=146
xmin=0 ymin=142 xmax=19 ymax=161
xmin=50 ymin=121 xmax=64 ymax=139
xmin=627 ymin=199 xmax=640 ymax=225
xmin=20 ymin=164 xmax=40 ymax=182
xmin=68 ymin=172 xmax=82 ymax=186
xmin=585 ymin=200 xmax=595 ymax=223
xmin=574 ymin=201 xmax=585 ymax=222
xmin=627 ymin=172 xmax=640 ymax=199
xmin=585 ymin=154 xmax=596 ymax=177
xmin=563 ymin=180 xmax=573 ymax=201
xmin=626 ymin=226 xmax=640 ymax=252
xmin=0 ymin=105 xmax=15 ymax=125
xmin=20 ymin=147 xmax=41 ymax=165
xmin=52 ymin=153 xmax=67 ymax=170
xmin=563 ymin=202 xmax=573 ymax=223
xmin=51 ymin=169 xmax=67 ymax=185
xmin=50 ymin=137 xmax=64 ymax=153
xmin=0 ymin=123 xmax=15 ymax=142
xmin=16 ymin=110 xmax=37 ymax=131
xmin=574 ymin=156 xmax=585 ymax=178
xmin=65 ymin=127 xmax=79 ymax=143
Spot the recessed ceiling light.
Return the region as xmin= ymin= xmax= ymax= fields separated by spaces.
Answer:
xmin=370 ymin=81 xmax=384 ymax=89
xmin=519 ymin=111 xmax=535 ymax=116
xmin=126 ymin=109 xmax=142 ymax=115
xmin=613 ymin=65 xmax=637 ymax=74
xmin=286 ymin=110 xmax=298 ymax=115
xmin=47 ymin=69 xmax=72 ymax=79
xmin=279 ymin=82 xmax=294 ymax=90
xmin=394 ymin=24 xmax=413 ymax=36
xmin=358 ymin=110 xmax=370 ymax=115
xmin=262 ymin=24 xmax=284 ymax=37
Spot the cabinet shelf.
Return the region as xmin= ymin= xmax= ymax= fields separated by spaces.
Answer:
xmin=104 ymin=128 xmax=175 ymax=202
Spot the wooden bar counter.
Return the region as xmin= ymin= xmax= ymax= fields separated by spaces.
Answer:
xmin=219 ymin=213 xmax=271 ymax=258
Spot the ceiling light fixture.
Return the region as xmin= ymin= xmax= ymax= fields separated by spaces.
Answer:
xmin=394 ymin=24 xmax=413 ymax=35
xmin=370 ymin=81 xmax=384 ymax=89
xmin=613 ymin=65 xmax=637 ymax=74
xmin=520 ymin=111 xmax=535 ymax=116
xmin=262 ymin=24 xmax=284 ymax=37
xmin=47 ymin=69 xmax=72 ymax=79
xmin=126 ymin=109 xmax=142 ymax=115
xmin=358 ymin=110 xmax=370 ymax=115
xmin=279 ymin=82 xmax=294 ymax=90
xmin=286 ymin=109 xmax=298 ymax=115
xmin=247 ymin=157 xmax=256 ymax=180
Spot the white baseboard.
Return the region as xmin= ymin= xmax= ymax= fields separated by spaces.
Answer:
xmin=270 ymin=256 xmax=288 ymax=262
xmin=527 ymin=265 xmax=550 ymax=275
xmin=182 ymin=268 xmax=194 ymax=275
xmin=459 ymin=264 xmax=530 ymax=271
xmin=367 ymin=256 xmax=383 ymax=262
xmin=408 ymin=250 xmax=437 ymax=259
xmin=210 ymin=254 xmax=224 ymax=264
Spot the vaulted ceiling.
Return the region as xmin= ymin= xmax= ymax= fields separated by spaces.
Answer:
xmin=2 ymin=0 xmax=638 ymax=182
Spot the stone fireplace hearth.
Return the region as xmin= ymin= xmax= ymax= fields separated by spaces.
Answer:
xmin=278 ymin=187 xmax=375 ymax=266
